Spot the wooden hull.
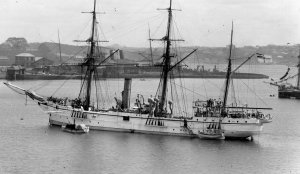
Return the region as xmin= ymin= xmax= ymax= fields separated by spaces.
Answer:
xmin=197 ymin=130 xmax=225 ymax=140
xmin=42 ymin=104 xmax=266 ymax=139
xmin=62 ymin=128 xmax=88 ymax=134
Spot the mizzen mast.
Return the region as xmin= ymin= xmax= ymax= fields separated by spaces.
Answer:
xmin=222 ymin=22 xmax=234 ymax=110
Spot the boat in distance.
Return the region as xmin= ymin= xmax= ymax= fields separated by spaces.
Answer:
xmin=196 ymin=123 xmax=225 ymax=140
xmin=267 ymin=50 xmax=300 ymax=99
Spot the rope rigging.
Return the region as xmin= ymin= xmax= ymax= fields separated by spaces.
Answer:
xmin=105 ymin=13 xmax=165 ymax=41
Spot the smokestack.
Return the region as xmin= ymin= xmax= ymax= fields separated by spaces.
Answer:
xmin=122 ymin=78 xmax=132 ymax=109
xmin=119 ymin=50 xmax=124 ymax=60
xmin=110 ymin=50 xmax=115 ymax=60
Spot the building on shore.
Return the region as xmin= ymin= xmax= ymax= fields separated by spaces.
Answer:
xmin=0 ymin=56 xmax=10 ymax=66
xmin=32 ymin=57 xmax=54 ymax=68
xmin=15 ymin=53 xmax=35 ymax=67
xmin=6 ymin=65 xmax=25 ymax=80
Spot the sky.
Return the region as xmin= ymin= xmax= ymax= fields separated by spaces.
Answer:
xmin=1 ymin=0 xmax=300 ymax=47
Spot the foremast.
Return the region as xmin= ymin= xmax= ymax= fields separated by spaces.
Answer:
xmin=222 ymin=22 xmax=234 ymax=111
xmin=82 ymin=0 xmax=98 ymax=110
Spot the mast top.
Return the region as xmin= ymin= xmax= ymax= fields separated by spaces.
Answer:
xmin=157 ymin=0 xmax=181 ymax=12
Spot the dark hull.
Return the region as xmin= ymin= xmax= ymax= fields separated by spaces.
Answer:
xmin=5 ymin=71 xmax=268 ymax=80
xmin=102 ymin=72 xmax=268 ymax=79
xmin=5 ymin=74 xmax=81 ymax=80
xmin=278 ymin=90 xmax=300 ymax=99
xmin=5 ymin=63 xmax=268 ymax=80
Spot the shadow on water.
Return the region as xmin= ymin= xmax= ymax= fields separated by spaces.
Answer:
xmin=46 ymin=125 xmax=260 ymax=147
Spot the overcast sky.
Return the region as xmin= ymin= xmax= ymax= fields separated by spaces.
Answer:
xmin=1 ymin=0 xmax=300 ymax=47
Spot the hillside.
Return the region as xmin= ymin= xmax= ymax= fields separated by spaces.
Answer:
xmin=0 ymin=38 xmax=299 ymax=66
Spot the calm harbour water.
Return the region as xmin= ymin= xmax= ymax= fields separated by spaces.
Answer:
xmin=1 ymin=65 xmax=300 ymax=174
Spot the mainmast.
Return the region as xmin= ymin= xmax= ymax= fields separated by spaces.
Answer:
xmin=149 ymin=0 xmax=186 ymax=115
xmin=83 ymin=0 xmax=97 ymax=110
xmin=159 ymin=0 xmax=173 ymax=114
xmin=222 ymin=22 xmax=234 ymax=109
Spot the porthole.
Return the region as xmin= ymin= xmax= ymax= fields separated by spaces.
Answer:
xmin=123 ymin=116 xmax=130 ymax=121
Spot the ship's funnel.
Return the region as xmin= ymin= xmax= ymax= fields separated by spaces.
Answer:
xmin=110 ymin=50 xmax=115 ymax=60
xmin=122 ymin=78 xmax=132 ymax=109
xmin=119 ymin=50 xmax=124 ymax=60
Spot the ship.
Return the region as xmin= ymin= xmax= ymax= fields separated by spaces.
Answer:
xmin=96 ymin=63 xmax=269 ymax=79
xmin=268 ymin=50 xmax=300 ymax=99
xmin=4 ymin=0 xmax=272 ymax=139
xmin=5 ymin=58 xmax=268 ymax=80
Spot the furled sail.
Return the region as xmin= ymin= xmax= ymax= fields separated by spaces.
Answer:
xmin=4 ymin=82 xmax=45 ymax=102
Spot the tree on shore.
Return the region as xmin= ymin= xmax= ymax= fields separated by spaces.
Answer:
xmin=3 ymin=37 xmax=28 ymax=51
